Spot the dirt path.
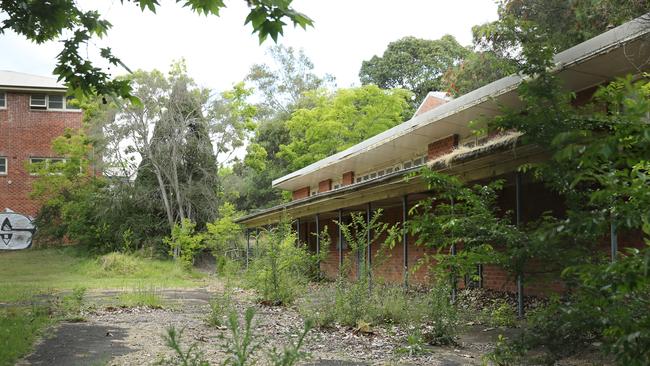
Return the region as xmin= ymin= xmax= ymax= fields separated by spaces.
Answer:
xmin=18 ymin=288 xmax=492 ymax=366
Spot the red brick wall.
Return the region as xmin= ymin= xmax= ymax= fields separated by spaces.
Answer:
xmin=342 ymin=171 xmax=354 ymax=186
xmin=427 ymin=134 xmax=458 ymax=161
xmin=292 ymin=187 xmax=310 ymax=200
xmin=415 ymin=95 xmax=447 ymax=117
xmin=0 ymin=92 xmax=83 ymax=217
xmin=318 ymin=179 xmax=331 ymax=193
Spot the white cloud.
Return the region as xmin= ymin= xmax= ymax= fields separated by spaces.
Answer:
xmin=0 ymin=0 xmax=498 ymax=91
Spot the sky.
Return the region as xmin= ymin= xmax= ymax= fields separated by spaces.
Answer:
xmin=0 ymin=0 xmax=499 ymax=93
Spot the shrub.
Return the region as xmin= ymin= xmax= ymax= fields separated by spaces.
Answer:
xmin=164 ymin=219 xmax=205 ymax=268
xmin=206 ymin=290 xmax=234 ymax=327
xmin=481 ymin=299 xmax=517 ymax=328
xmin=98 ymin=252 xmax=139 ymax=275
xmin=117 ymin=287 xmax=163 ymax=308
xmin=423 ymin=284 xmax=459 ymax=345
xmin=245 ymin=220 xmax=316 ymax=306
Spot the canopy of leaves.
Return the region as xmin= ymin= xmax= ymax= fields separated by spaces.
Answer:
xmin=0 ymin=0 xmax=312 ymax=99
xmin=278 ymin=85 xmax=412 ymax=171
xmin=442 ymin=51 xmax=517 ymax=97
xmin=359 ymin=35 xmax=469 ymax=108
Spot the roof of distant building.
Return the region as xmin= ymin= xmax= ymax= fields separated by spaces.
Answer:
xmin=0 ymin=70 xmax=66 ymax=92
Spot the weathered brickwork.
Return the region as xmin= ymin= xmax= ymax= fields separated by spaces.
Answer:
xmin=342 ymin=171 xmax=355 ymax=186
xmin=292 ymin=187 xmax=310 ymax=200
xmin=0 ymin=92 xmax=82 ymax=217
xmin=427 ymin=134 xmax=459 ymax=161
xmin=318 ymin=179 xmax=331 ymax=193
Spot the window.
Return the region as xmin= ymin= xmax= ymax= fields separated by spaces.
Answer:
xmin=0 ymin=157 xmax=7 ymax=175
xmin=29 ymin=157 xmax=67 ymax=175
xmin=369 ymin=172 xmax=377 ymax=179
xmin=0 ymin=92 xmax=5 ymax=108
xmin=356 ymin=177 xmax=362 ymax=183
xmin=403 ymin=160 xmax=413 ymax=169
xmin=333 ymin=184 xmax=340 ymax=189
xmin=412 ymin=157 xmax=423 ymax=166
xmin=30 ymin=94 xmax=81 ymax=110
xmin=363 ymin=175 xmax=369 ymax=181
xmin=48 ymin=95 xmax=64 ymax=109
xmin=30 ymin=94 xmax=47 ymax=108
xmin=377 ymin=170 xmax=385 ymax=177
xmin=65 ymin=96 xmax=80 ymax=110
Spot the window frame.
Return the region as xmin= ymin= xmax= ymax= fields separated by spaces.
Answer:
xmin=0 ymin=92 xmax=6 ymax=109
xmin=0 ymin=157 xmax=7 ymax=175
xmin=29 ymin=94 xmax=81 ymax=111
xmin=29 ymin=157 xmax=68 ymax=175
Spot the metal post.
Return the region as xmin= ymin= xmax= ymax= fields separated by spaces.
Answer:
xmin=246 ymin=228 xmax=250 ymax=269
xmin=402 ymin=194 xmax=409 ymax=288
xmin=478 ymin=264 xmax=483 ymax=288
xmin=367 ymin=202 xmax=372 ymax=289
xmin=451 ymin=197 xmax=457 ymax=303
xmin=338 ymin=209 xmax=343 ymax=270
xmin=296 ymin=218 xmax=301 ymax=246
xmin=610 ymin=218 xmax=618 ymax=262
xmin=255 ymin=228 xmax=259 ymax=257
xmin=315 ymin=213 xmax=321 ymax=279
xmin=515 ymin=172 xmax=524 ymax=318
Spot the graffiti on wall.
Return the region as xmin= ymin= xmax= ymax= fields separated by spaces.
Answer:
xmin=0 ymin=209 xmax=36 ymax=250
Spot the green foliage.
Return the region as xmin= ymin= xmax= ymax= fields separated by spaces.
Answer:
xmin=278 ymin=85 xmax=412 ymax=171
xmin=221 ymin=308 xmax=260 ymax=366
xmin=442 ymin=51 xmax=516 ymax=97
xmin=359 ymin=35 xmax=469 ymax=107
xmin=60 ymin=286 xmax=87 ymax=321
xmin=245 ymin=220 xmax=315 ymax=305
xmin=267 ymin=319 xmax=312 ymax=366
xmin=0 ymin=306 xmax=53 ymax=366
xmin=164 ymin=219 xmax=205 ymax=267
xmin=205 ymin=203 xmax=243 ymax=263
xmin=117 ymin=287 xmax=164 ymax=309
xmin=481 ymin=299 xmax=517 ymax=328
xmin=206 ymin=290 xmax=234 ymax=327
xmin=337 ymin=209 xmax=400 ymax=282
xmin=424 ymin=284 xmax=460 ymax=346
xmin=159 ymin=327 xmax=210 ymax=366
xmin=0 ymin=1 xmax=312 ymax=99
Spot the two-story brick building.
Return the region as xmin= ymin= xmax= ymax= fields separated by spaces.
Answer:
xmin=0 ymin=71 xmax=83 ymax=218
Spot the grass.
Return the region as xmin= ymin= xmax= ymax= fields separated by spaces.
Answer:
xmin=0 ymin=306 xmax=53 ymax=366
xmin=0 ymin=246 xmax=208 ymax=366
xmin=0 ymin=247 xmax=206 ymax=302
xmin=117 ymin=287 xmax=164 ymax=308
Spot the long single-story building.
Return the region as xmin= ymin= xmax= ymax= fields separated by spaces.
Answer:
xmin=236 ymin=17 xmax=650 ymax=298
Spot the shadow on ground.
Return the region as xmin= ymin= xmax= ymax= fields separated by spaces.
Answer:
xmin=20 ymin=322 xmax=132 ymax=366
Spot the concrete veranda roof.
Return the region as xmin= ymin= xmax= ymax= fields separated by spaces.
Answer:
xmin=271 ymin=15 xmax=650 ymax=192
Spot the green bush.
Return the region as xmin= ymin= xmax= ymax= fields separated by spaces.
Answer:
xmin=164 ymin=219 xmax=205 ymax=268
xmin=423 ymin=284 xmax=459 ymax=345
xmin=480 ymin=299 xmax=517 ymax=328
xmin=98 ymin=252 xmax=139 ymax=275
xmin=206 ymin=290 xmax=234 ymax=327
xmin=245 ymin=220 xmax=316 ymax=306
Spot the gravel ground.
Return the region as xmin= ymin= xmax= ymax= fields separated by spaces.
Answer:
xmin=19 ymin=287 xmax=490 ymax=366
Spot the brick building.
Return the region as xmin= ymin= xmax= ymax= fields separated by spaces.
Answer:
xmin=0 ymin=71 xmax=83 ymax=218
xmin=237 ymin=19 xmax=649 ymax=297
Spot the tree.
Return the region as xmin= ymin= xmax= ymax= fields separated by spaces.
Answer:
xmin=442 ymin=51 xmax=517 ymax=97
xmin=108 ymin=62 xmax=248 ymax=237
xmin=472 ymin=0 xmax=650 ymax=64
xmin=359 ymin=35 xmax=469 ymax=108
xmin=278 ymin=85 xmax=412 ymax=171
xmin=230 ymin=45 xmax=335 ymax=211
xmin=0 ymin=0 xmax=313 ymax=100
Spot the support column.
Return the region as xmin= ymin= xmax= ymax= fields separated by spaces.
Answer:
xmin=246 ymin=228 xmax=250 ymax=269
xmin=296 ymin=218 xmax=301 ymax=246
xmin=402 ymin=194 xmax=409 ymax=288
xmin=610 ymin=217 xmax=618 ymax=262
xmin=515 ymin=172 xmax=524 ymax=318
xmin=315 ymin=213 xmax=321 ymax=279
xmin=451 ymin=197 xmax=457 ymax=303
xmin=367 ymin=202 xmax=372 ymax=289
xmin=338 ymin=209 xmax=343 ymax=270
xmin=255 ymin=228 xmax=259 ymax=257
